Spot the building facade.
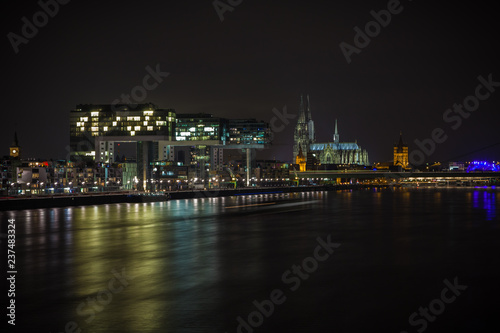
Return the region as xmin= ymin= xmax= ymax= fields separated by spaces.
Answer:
xmin=393 ymin=132 xmax=409 ymax=168
xmin=293 ymin=95 xmax=315 ymax=162
xmin=293 ymin=96 xmax=369 ymax=168
xmin=70 ymin=103 xmax=176 ymax=162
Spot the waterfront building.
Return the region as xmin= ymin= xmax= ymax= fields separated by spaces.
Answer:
xmin=292 ymin=95 xmax=315 ymax=162
xmin=293 ymin=95 xmax=369 ymax=168
xmin=175 ymin=113 xmax=226 ymax=142
xmin=70 ymin=103 xmax=176 ymax=163
xmin=256 ymin=160 xmax=291 ymax=180
xmin=227 ymin=119 xmax=269 ymax=145
xmin=393 ymin=132 xmax=409 ymax=168
xmin=10 ymin=131 xmax=21 ymax=159
xmin=295 ymin=146 xmax=306 ymax=172
xmin=70 ymin=104 xmax=271 ymax=189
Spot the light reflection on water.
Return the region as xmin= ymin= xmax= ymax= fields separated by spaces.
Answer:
xmin=473 ymin=189 xmax=497 ymax=221
xmin=0 ymin=189 xmax=498 ymax=333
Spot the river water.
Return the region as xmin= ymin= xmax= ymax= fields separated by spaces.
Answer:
xmin=1 ymin=188 xmax=499 ymax=333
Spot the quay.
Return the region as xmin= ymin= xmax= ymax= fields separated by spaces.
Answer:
xmin=0 ymin=185 xmax=389 ymax=211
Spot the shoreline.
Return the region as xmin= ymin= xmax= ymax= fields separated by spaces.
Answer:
xmin=1 ymin=184 xmax=496 ymax=211
xmin=0 ymin=185 xmax=378 ymax=211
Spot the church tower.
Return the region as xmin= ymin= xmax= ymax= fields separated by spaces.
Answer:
xmin=293 ymin=94 xmax=315 ymax=161
xmin=296 ymin=146 xmax=306 ymax=172
xmin=9 ymin=131 xmax=21 ymax=158
xmin=394 ymin=131 xmax=409 ymax=168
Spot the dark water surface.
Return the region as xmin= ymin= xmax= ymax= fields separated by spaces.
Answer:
xmin=1 ymin=188 xmax=499 ymax=333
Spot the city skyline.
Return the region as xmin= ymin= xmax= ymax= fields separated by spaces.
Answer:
xmin=3 ymin=1 xmax=500 ymax=163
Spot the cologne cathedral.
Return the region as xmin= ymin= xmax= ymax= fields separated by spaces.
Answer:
xmin=293 ymin=95 xmax=369 ymax=169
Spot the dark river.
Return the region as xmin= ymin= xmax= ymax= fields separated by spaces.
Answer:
xmin=1 ymin=188 xmax=499 ymax=333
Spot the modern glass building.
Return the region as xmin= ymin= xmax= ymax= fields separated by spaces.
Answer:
xmin=70 ymin=103 xmax=176 ymax=161
xmin=227 ymin=119 xmax=269 ymax=145
xmin=175 ymin=113 xmax=227 ymax=142
xmin=70 ymin=104 xmax=271 ymax=189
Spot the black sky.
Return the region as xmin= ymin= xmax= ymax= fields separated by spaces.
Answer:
xmin=3 ymin=0 xmax=500 ymax=163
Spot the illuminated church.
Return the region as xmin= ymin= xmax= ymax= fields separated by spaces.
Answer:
xmin=293 ymin=95 xmax=369 ymax=169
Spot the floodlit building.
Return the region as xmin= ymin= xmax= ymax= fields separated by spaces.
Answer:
xmin=393 ymin=132 xmax=409 ymax=168
xmin=70 ymin=103 xmax=176 ymax=163
xmin=70 ymin=104 xmax=271 ymax=189
xmin=293 ymin=95 xmax=369 ymax=168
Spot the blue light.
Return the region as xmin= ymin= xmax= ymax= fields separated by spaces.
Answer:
xmin=467 ymin=161 xmax=500 ymax=172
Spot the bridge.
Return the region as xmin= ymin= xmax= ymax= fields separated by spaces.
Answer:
xmin=296 ymin=170 xmax=500 ymax=181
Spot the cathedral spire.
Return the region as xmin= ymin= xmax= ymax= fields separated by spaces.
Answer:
xmin=306 ymin=94 xmax=312 ymax=122
xmin=12 ymin=131 xmax=19 ymax=147
xmin=298 ymin=94 xmax=306 ymax=123
xmin=333 ymin=119 xmax=339 ymax=144
xmin=306 ymin=94 xmax=315 ymax=142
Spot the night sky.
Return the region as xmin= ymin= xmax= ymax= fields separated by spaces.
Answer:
xmin=3 ymin=0 xmax=500 ymax=163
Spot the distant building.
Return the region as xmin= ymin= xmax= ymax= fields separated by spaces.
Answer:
xmin=293 ymin=95 xmax=369 ymax=168
xmin=227 ymin=119 xmax=269 ymax=145
xmin=448 ymin=162 xmax=465 ymax=171
xmin=70 ymin=103 xmax=176 ymax=163
xmin=293 ymin=95 xmax=315 ymax=162
xmin=70 ymin=104 xmax=271 ymax=189
xmin=295 ymin=146 xmax=306 ymax=172
xmin=393 ymin=132 xmax=409 ymax=168
xmin=10 ymin=131 xmax=21 ymax=159
xmin=175 ymin=113 xmax=226 ymax=142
